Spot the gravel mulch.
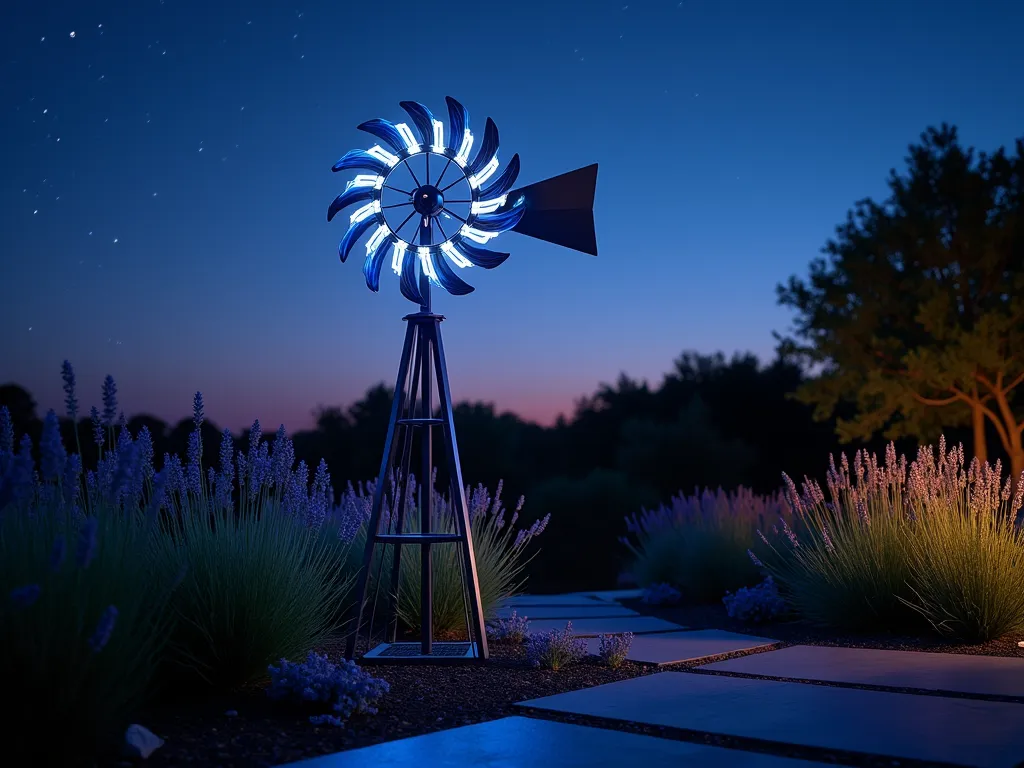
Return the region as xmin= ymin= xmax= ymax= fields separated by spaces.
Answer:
xmin=624 ymin=599 xmax=1024 ymax=658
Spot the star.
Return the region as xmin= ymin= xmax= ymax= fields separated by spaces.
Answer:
xmin=70 ymin=31 xmax=76 ymax=38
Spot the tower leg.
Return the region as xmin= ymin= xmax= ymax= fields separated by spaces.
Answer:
xmin=419 ymin=325 xmax=433 ymax=655
xmin=345 ymin=321 xmax=417 ymax=661
xmin=428 ymin=319 xmax=489 ymax=660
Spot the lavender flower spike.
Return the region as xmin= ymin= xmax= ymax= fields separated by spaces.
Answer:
xmin=101 ymin=375 xmax=118 ymax=426
xmin=88 ymin=605 xmax=119 ymax=653
xmin=0 ymin=405 xmax=13 ymax=454
xmin=192 ymin=391 xmax=205 ymax=431
xmin=90 ymin=406 xmax=104 ymax=446
xmin=61 ymin=360 xmax=79 ymax=420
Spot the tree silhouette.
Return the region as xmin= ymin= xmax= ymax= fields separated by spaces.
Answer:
xmin=777 ymin=124 xmax=1024 ymax=478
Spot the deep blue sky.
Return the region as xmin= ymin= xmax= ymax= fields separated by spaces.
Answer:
xmin=3 ymin=0 xmax=1022 ymax=432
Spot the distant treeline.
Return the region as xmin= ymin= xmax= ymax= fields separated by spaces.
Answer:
xmin=0 ymin=351 xmax=979 ymax=592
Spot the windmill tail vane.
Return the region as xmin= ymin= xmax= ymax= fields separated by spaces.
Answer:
xmin=329 ymin=98 xmax=597 ymax=665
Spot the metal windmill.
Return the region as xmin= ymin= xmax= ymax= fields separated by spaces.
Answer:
xmin=330 ymin=97 xmax=597 ymax=663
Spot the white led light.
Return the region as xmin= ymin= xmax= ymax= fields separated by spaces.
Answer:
xmin=417 ymin=247 xmax=440 ymax=285
xmin=367 ymin=145 xmax=399 ymax=167
xmin=460 ymin=225 xmax=499 ymax=244
xmin=431 ymin=119 xmax=444 ymax=152
xmin=440 ymin=240 xmax=474 ymax=268
xmin=470 ymin=195 xmax=508 ymax=215
xmin=395 ymin=123 xmax=420 ymax=153
xmin=349 ymin=200 xmax=381 ymax=224
xmin=469 ymin=155 xmax=499 ymax=189
xmin=454 ymin=129 xmax=474 ymax=167
xmin=391 ymin=242 xmax=407 ymax=275
xmin=348 ymin=174 xmax=385 ymax=190
xmin=366 ymin=224 xmax=389 ymax=254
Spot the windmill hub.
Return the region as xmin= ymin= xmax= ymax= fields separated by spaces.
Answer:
xmin=412 ymin=185 xmax=444 ymax=217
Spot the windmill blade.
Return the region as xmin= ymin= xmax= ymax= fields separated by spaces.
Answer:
xmin=332 ymin=149 xmax=389 ymax=175
xmin=363 ymin=235 xmax=392 ymax=292
xmin=327 ymin=186 xmax=374 ymax=222
xmin=338 ymin=216 xmax=378 ymax=264
xmin=399 ymin=101 xmax=436 ymax=147
xmin=399 ymin=246 xmax=424 ymax=304
xmin=467 ymin=118 xmax=499 ymax=176
xmin=357 ymin=119 xmax=406 ymax=154
xmin=503 ymin=163 xmax=598 ymax=256
xmin=472 ymin=203 xmax=526 ymax=233
xmin=445 ymin=97 xmax=469 ymax=152
xmin=479 ymin=153 xmax=520 ymax=200
xmin=454 ymin=240 xmax=510 ymax=269
xmin=432 ymin=252 xmax=475 ymax=296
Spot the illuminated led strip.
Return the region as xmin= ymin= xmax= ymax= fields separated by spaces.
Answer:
xmin=460 ymin=225 xmax=499 ymax=244
xmin=365 ymin=224 xmax=389 ymax=254
xmin=417 ymin=247 xmax=440 ymax=285
xmin=440 ymin=240 xmax=474 ymax=268
xmin=470 ymin=195 xmax=507 ymax=215
xmin=395 ymin=123 xmax=420 ymax=153
xmin=454 ymin=129 xmax=474 ymax=167
xmin=431 ymin=120 xmax=444 ymax=153
xmin=348 ymin=174 xmax=385 ymax=191
xmin=349 ymin=200 xmax=381 ymax=224
xmin=468 ymin=155 xmax=499 ymax=189
xmin=391 ymin=242 xmax=408 ymax=275
xmin=367 ymin=145 xmax=399 ymax=167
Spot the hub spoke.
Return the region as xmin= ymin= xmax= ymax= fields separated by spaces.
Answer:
xmin=404 ymin=159 xmax=422 ymax=189
xmin=439 ymin=177 xmax=463 ymax=194
xmin=385 ymin=184 xmax=412 ymax=195
xmin=395 ymin=210 xmax=416 ymax=235
xmin=441 ymin=207 xmax=468 ymax=224
xmin=434 ymin=157 xmax=453 ymax=190
xmin=383 ymin=202 xmax=413 ymax=209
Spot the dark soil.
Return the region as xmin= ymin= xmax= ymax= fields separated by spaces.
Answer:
xmin=623 ymin=598 xmax=1024 ymax=658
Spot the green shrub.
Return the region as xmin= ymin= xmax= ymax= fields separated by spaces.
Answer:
xmin=624 ymin=487 xmax=791 ymax=603
xmin=756 ymin=439 xmax=1024 ymax=641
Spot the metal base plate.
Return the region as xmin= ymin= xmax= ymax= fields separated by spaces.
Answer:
xmin=361 ymin=641 xmax=483 ymax=664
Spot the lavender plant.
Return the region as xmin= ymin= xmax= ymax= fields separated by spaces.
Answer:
xmin=723 ymin=576 xmax=788 ymax=623
xmin=755 ymin=439 xmax=1024 ymax=641
xmin=267 ymin=651 xmax=389 ymax=727
xmin=597 ymin=632 xmax=633 ymax=668
xmin=624 ymin=487 xmax=793 ymax=603
xmin=641 ymin=582 xmax=682 ymax=605
xmin=525 ymin=622 xmax=588 ymax=670
xmin=487 ymin=610 xmax=531 ymax=644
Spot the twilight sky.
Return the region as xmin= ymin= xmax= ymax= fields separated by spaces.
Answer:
xmin=2 ymin=0 xmax=1022 ymax=433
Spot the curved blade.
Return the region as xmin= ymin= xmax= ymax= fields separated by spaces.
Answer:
xmin=480 ymin=153 xmax=520 ymax=200
xmin=454 ymin=240 xmax=510 ymax=270
xmin=432 ymin=252 xmax=475 ymax=296
xmin=445 ymin=96 xmax=469 ymax=152
xmin=399 ymin=101 xmax=435 ymax=147
xmin=472 ymin=202 xmax=526 ymax=233
xmin=467 ymin=117 xmax=499 ymax=176
xmin=332 ymin=149 xmax=387 ymax=175
xmin=363 ymin=235 xmax=391 ymax=292
xmin=357 ymin=119 xmax=406 ymax=154
xmin=327 ymin=186 xmax=374 ymax=222
xmin=338 ymin=216 xmax=377 ymax=264
xmin=399 ymin=246 xmax=424 ymax=304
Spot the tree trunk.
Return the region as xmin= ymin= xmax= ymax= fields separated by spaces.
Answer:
xmin=972 ymin=403 xmax=989 ymax=464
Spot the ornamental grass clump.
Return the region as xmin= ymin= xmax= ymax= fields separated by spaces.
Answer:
xmin=267 ymin=651 xmax=389 ymax=727
xmin=624 ymin=487 xmax=793 ymax=603
xmin=525 ymin=622 xmax=588 ymax=670
xmin=754 ymin=439 xmax=1024 ymax=642
xmin=158 ymin=410 xmax=356 ymax=690
xmin=597 ymin=632 xmax=633 ymax=668
xmin=0 ymin=370 xmax=180 ymax=764
xmin=723 ymin=576 xmax=788 ymax=623
xmin=487 ymin=610 xmax=531 ymax=644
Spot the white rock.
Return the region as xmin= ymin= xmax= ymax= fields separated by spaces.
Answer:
xmin=1018 ymin=641 xmax=1024 ymax=648
xmin=123 ymin=724 xmax=164 ymax=760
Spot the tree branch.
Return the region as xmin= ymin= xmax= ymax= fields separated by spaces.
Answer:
xmin=909 ymin=392 xmax=960 ymax=407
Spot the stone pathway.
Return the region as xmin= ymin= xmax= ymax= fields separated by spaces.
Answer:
xmin=281 ymin=591 xmax=1024 ymax=767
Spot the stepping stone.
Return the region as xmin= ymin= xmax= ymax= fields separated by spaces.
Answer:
xmin=501 ymin=594 xmax=605 ymax=607
xmin=702 ymin=644 xmax=1024 ymax=698
xmin=574 ymin=589 xmax=644 ymax=602
xmin=495 ymin=604 xmax=639 ymax=620
xmin=586 ymin=629 xmax=778 ymax=666
xmin=518 ymin=671 xmax=1024 ymax=768
xmin=275 ymin=715 xmax=836 ymax=767
xmin=526 ymin=616 xmax=683 ymax=636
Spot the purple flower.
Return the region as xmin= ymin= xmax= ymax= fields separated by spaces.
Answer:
xmin=90 ymin=406 xmax=104 ymax=446
xmin=0 ymin=406 xmax=13 ymax=455
xmin=163 ymin=454 xmax=185 ymax=498
xmin=306 ymin=459 xmax=331 ymax=529
xmin=270 ymin=426 xmax=294 ymax=487
xmin=598 ymin=632 xmax=633 ymax=668
xmin=63 ymin=453 xmax=82 ymax=506
xmin=249 ymin=420 xmax=262 ymax=453
xmin=146 ymin=466 xmax=169 ymax=520
xmin=192 ymin=391 xmax=205 ymax=431
xmin=87 ymin=605 xmax=118 ymax=653
xmin=49 ymin=534 xmax=66 ymax=572
xmin=101 ymin=375 xmax=118 ymax=426
xmin=747 ymin=548 xmax=764 ymax=566
xmin=76 ymin=516 xmax=99 ymax=569
xmin=486 ymin=610 xmax=530 ymax=643
xmin=136 ymin=426 xmax=154 ymax=484
xmin=61 ymin=360 xmax=79 ymax=420
xmin=186 ymin=431 xmax=203 ymax=496
xmin=215 ymin=429 xmax=235 ymax=507
xmin=10 ymin=584 xmax=41 ymax=609
xmin=40 ymin=410 xmax=67 ymax=483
